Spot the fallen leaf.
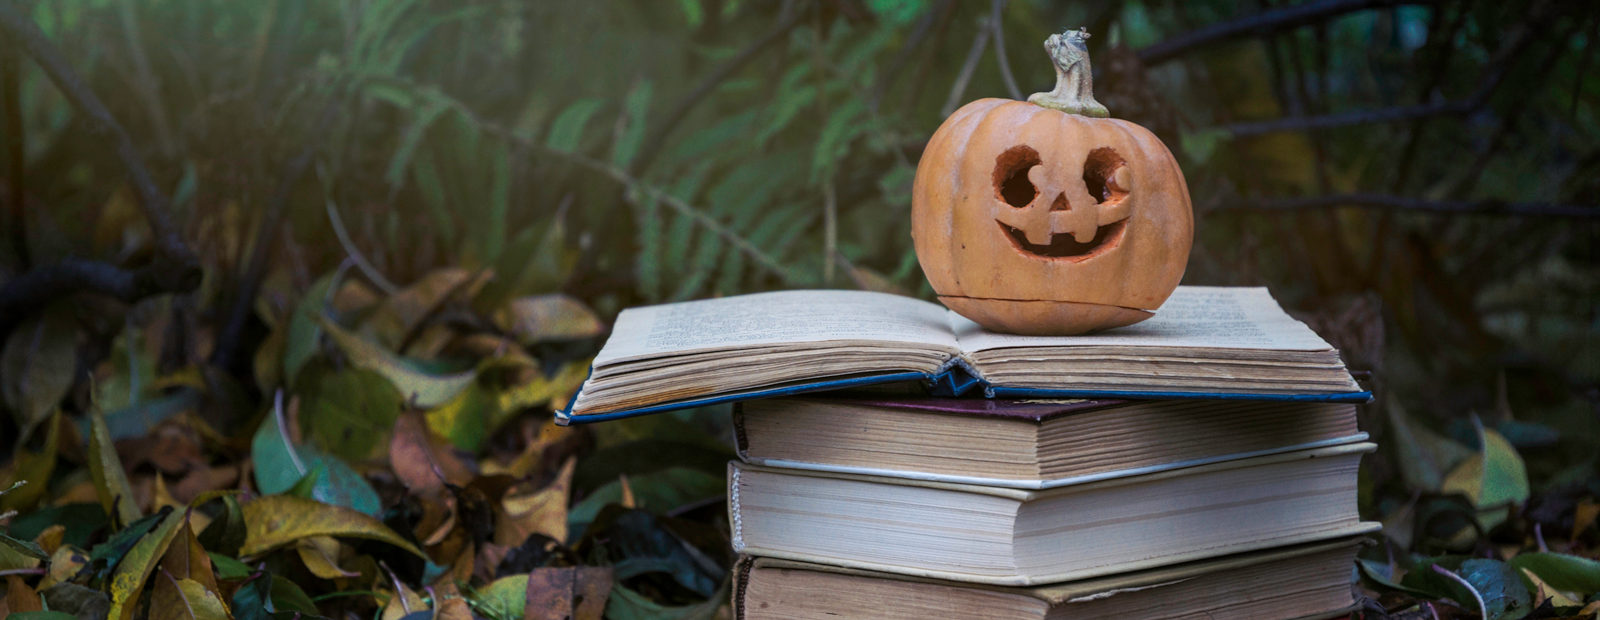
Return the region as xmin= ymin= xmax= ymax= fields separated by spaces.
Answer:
xmin=1441 ymin=420 xmax=1529 ymax=530
xmin=297 ymin=536 xmax=359 ymax=579
xmin=366 ymin=268 xmax=489 ymax=352
xmin=431 ymin=581 xmax=473 ymax=620
xmin=196 ymin=494 xmax=246 ymax=557
xmin=40 ymin=544 xmax=89 ymax=589
xmin=150 ymin=476 xmax=183 ymax=513
xmin=469 ymin=574 xmax=528 ymax=620
xmin=1 ymin=312 xmax=77 ymax=434
xmin=1508 ymin=552 xmax=1600 ymax=595
xmin=390 ymin=412 xmax=473 ymax=494
xmin=380 ymin=573 xmax=428 ymax=620
xmin=1518 ymin=567 xmax=1581 ymax=608
xmin=3 ymin=574 xmax=43 ymax=612
xmin=525 ymin=566 xmax=613 ymax=620
xmin=316 ymin=315 xmax=474 ymax=408
xmin=301 ymin=367 xmax=405 ymax=462
xmin=39 ymin=582 xmax=111 ymax=620
xmin=2 ymin=411 xmax=61 ymax=511
xmin=89 ymin=402 xmax=143 ymax=527
xmin=158 ymin=519 xmax=218 ymax=595
xmin=252 ymin=392 xmax=382 ymax=516
xmin=107 ymin=507 xmax=186 ymax=620
xmin=283 ymin=273 xmax=336 ymax=390
xmin=150 ymin=574 xmax=229 ymax=620
xmin=494 ymin=294 xmax=604 ymax=344
xmin=33 ymin=524 xmax=64 ymax=555
xmin=495 ymin=457 xmax=575 ymax=547
xmin=240 ymin=494 xmax=425 ymax=558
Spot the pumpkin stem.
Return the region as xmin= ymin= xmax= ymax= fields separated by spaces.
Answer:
xmin=1027 ymin=28 xmax=1109 ymax=118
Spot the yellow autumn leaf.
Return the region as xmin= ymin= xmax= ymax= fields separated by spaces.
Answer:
xmin=494 ymin=457 xmax=575 ymax=547
xmin=315 ymin=314 xmax=474 ymax=408
xmin=151 ymin=575 xmax=229 ymax=620
xmin=297 ymin=536 xmax=359 ymax=579
xmin=89 ymin=402 xmax=143 ymax=527
xmin=241 ymin=494 xmax=425 ymax=558
xmin=494 ymin=294 xmax=605 ymax=344
xmin=107 ymin=507 xmax=187 ymax=620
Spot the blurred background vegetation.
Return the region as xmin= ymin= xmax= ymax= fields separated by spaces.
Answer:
xmin=0 ymin=0 xmax=1596 ymax=617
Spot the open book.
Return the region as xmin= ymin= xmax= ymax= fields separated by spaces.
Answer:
xmin=558 ymin=286 xmax=1367 ymax=423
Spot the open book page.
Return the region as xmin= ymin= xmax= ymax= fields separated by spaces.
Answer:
xmin=594 ymin=290 xmax=959 ymax=367
xmin=953 ymin=286 xmax=1337 ymax=353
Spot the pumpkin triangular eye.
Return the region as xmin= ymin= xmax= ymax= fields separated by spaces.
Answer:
xmin=994 ymin=145 xmax=1041 ymax=208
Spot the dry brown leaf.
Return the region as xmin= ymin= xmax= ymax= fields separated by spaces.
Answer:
xmin=525 ymin=566 xmax=614 ymax=620
xmin=3 ymin=574 xmax=43 ymax=613
xmin=475 ymin=542 xmax=511 ymax=583
xmin=1520 ymin=567 xmax=1582 ymax=608
xmin=390 ymin=412 xmax=473 ymax=493
xmin=379 ymin=574 xmax=429 ymax=620
xmin=34 ymin=524 xmax=65 ymax=554
xmin=431 ymin=581 xmax=474 ymax=620
xmin=172 ymin=466 xmax=242 ymax=504
xmin=157 ymin=519 xmax=218 ymax=595
xmin=297 ymin=536 xmax=359 ymax=579
xmin=494 ymin=457 xmax=575 ymax=547
xmin=480 ymin=417 xmax=577 ymax=480
xmin=1573 ymin=499 xmax=1598 ymax=541
xmin=150 ymin=573 xmax=229 ymax=620
xmin=619 ymin=474 xmax=636 ymax=509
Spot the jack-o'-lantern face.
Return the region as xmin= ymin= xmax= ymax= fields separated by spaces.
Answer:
xmin=991 ymin=145 xmax=1132 ymax=261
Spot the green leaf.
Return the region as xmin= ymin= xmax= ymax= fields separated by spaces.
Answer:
xmin=89 ymin=400 xmax=143 ymax=527
xmin=1508 ymin=553 xmax=1600 ymax=595
xmin=269 ymin=575 xmax=320 ymax=614
xmin=301 ymin=367 xmax=404 ymax=462
xmin=8 ymin=504 xmax=105 ymax=549
xmin=197 ymin=495 xmax=246 ymax=557
xmin=284 ymin=273 xmax=336 ymax=390
xmin=1457 ymin=558 xmax=1532 ymax=620
xmin=1441 ymin=417 xmax=1530 ymax=530
xmin=812 ymin=99 xmax=867 ymax=179
xmin=0 ymin=532 xmax=48 ymax=559
xmin=567 ymin=467 xmax=724 ymax=533
xmin=1385 ymin=396 xmax=1474 ymax=493
xmin=470 ymin=574 xmax=529 ymax=620
xmin=1 ymin=311 xmax=77 ymax=433
xmin=545 ymin=98 xmax=605 ymax=153
xmin=1358 ymin=558 xmax=1434 ymax=597
xmin=611 ymin=80 xmax=654 ymax=169
xmin=603 ymin=580 xmax=726 ymax=620
xmin=12 ymin=613 xmax=81 ymax=620
xmin=315 ymin=314 xmax=474 ymax=408
xmin=208 ymin=552 xmax=253 ymax=580
xmin=251 ymin=394 xmax=382 ymax=516
xmin=410 ymin=149 xmax=458 ymax=244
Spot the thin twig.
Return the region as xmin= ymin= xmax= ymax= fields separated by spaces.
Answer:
xmin=0 ymin=257 xmax=177 ymax=333
xmin=942 ymin=17 xmax=992 ymax=117
xmin=629 ymin=3 xmax=809 ymax=176
xmin=2 ymin=31 xmax=24 ymax=268
xmin=868 ymin=0 xmax=952 ymax=111
xmin=324 ymin=196 xmax=399 ymax=296
xmin=1430 ymin=564 xmax=1487 ymax=620
xmin=1215 ymin=194 xmax=1597 ymax=217
xmin=116 ymin=0 xmax=178 ymax=157
xmin=990 ymin=0 xmax=1021 ymax=100
xmin=1136 ymin=0 xmax=1445 ymax=65
xmin=211 ymin=104 xmax=334 ymax=374
xmin=0 ymin=0 xmax=192 ymax=269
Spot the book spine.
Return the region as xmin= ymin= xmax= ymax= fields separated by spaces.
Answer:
xmin=731 ymin=556 xmax=754 ymax=620
xmin=728 ymin=462 xmax=746 ymax=553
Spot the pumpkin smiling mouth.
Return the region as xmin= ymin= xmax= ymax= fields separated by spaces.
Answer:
xmin=997 ymin=217 xmax=1127 ymax=261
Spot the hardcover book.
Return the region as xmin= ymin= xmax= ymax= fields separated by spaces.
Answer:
xmin=728 ymin=443 xmax=1378 ymax=586
xmin=559 ymin=286 xmax=1368 ymax=423
xmin=733 ymin=536 xmax=1369 ymax=620
xmin=733 ymin=396 xmax=1365 ymax=488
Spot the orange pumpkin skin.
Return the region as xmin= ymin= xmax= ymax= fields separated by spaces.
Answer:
xmin=912 ymin=97 xmax=1193 ymax=336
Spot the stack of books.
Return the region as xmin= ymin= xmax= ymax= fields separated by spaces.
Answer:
xmin=560 ymin=286 xmax=1377 ymax=620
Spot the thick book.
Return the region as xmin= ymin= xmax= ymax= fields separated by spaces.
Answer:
xmin=728 ymin=443 xmax=1378 ymax=586
xmin=558 ymin=286 xmax=1368 ymax=424
xmin=734 ymin=396 xmax=1365 ymax=488
xmin=733 ymin=536 xmax=1369 ymax=620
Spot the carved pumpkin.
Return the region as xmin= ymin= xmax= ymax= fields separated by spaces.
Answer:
xmin=912 ymin=28 xmax=1192 ymax=336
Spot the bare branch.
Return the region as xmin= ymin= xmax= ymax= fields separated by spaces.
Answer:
xmin=2 ymin=34 xmax=23 ymax=268
xmin=942 ymin=17 xmax=992 ymax=117
xmin=1214 ymin=193 xmax=1597 ymax=217
xmin=990 ymin=0 xmax=1021 ymax=100
xmin=0 ymin=258 xmax=175 ymax=333
xmin=0 ymin=0 xmax=198 ymax=281
xmin=1137 ymin=0 xmax=1445 ymax=65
